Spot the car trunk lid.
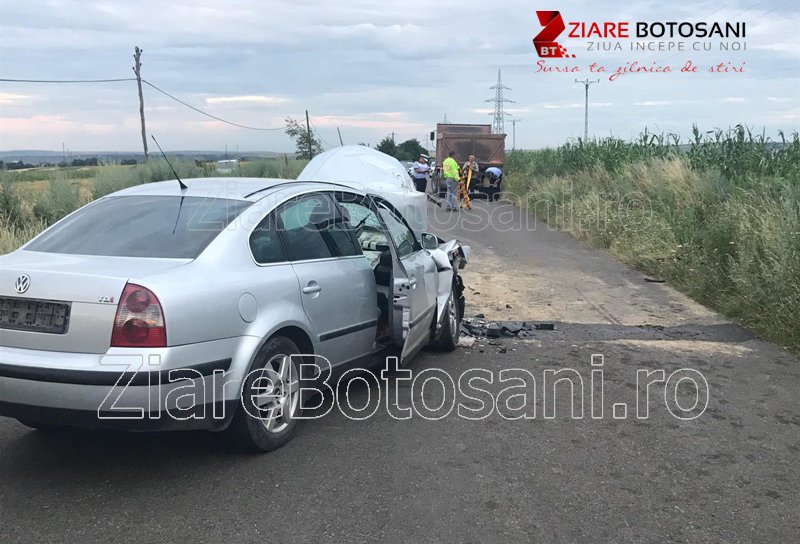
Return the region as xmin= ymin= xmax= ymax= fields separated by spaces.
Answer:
xmin=0 ymin=251 xmax=190 ymax=353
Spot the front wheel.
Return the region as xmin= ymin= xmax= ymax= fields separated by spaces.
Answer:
xmin=433 ymin=285 xmax=461 ymax=351
xmin=226 ymin=336 xmax=302 ymax=453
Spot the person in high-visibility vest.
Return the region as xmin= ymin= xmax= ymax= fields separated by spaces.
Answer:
xmin=442 ymin=151 xmax=460 ymax=211
xmin=458 ymin=155 xmax=477 ymax=209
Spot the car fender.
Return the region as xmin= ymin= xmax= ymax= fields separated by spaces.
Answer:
xmin=429 ymin=240 xmax=469 ymax=325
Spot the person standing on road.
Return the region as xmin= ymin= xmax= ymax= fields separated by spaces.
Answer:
xmin=462 ymin=155 xmax=479 ymax=181
xmin=411 ymin=153 xmax=430 ymax=192
xmin=459 ymin=155 xmax=477 ymax=210
xmin=442 ymin=150 xmax=460 ymax=211
xmin=485 ymin=166 xmax=503 ymax=202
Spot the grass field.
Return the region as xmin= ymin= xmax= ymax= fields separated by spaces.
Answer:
xmin=0 ymin=158 xmax=306 ymax=254
xmin=505 ymin=126 xmax=800 ymax=352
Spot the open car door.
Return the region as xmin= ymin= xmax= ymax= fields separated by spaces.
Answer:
xmin=372 ymin=197 xmax=438 ymax=364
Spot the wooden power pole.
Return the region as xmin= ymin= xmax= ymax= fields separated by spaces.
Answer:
xmin=133 ymin=46 xmax=148 ymax=161
xmin=305 ymin=110 xmax=312 ymax=159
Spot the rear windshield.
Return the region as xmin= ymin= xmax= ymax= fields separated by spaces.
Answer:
xmin=26 ymin=195 xmax=251 ymax=258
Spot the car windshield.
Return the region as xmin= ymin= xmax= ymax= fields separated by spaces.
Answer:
xmin=25 ymin=195 xmax=251 ymax=258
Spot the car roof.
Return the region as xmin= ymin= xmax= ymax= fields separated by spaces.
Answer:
xmin=110 ymin=177 xmax=365 ymax=202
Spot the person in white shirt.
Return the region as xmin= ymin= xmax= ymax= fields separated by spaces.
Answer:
xmin=411 ymin=154 xmax=431 ymax=192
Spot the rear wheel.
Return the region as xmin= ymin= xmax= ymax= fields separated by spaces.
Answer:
xmin=226 ymin=336 xmax=302 ymax=453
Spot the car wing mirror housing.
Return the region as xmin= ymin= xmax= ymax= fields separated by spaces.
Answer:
xmin=421 ymin=232 xmax=439 ymax=250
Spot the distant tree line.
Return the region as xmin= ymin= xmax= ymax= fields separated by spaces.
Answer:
xmin=0 ymin=157 xmax=105 ymax=170
xmin=375 ymin=137 xmax=429 ymax=161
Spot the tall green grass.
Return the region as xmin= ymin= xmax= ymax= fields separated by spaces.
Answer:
xmin=506 ymin=127 xmax=800 ymax=352
xmin=0 ymin=158 xmax=306 ymax=254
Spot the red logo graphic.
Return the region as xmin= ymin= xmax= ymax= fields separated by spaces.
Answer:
xmin=533 ymin=11 xmax=575 ymax=58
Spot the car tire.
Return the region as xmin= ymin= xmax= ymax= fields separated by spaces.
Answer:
xmin=433 ymin=284 xmax=461 ymax=351
xmin=226 ymin=336 xmax=302 ymax=453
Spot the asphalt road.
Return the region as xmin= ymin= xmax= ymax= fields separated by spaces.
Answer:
xmin=2 ymin=200 xmax=799 ymax=543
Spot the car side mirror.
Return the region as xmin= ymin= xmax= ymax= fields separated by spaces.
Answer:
xmin=421 ymin=232 xmax=439 ymax=250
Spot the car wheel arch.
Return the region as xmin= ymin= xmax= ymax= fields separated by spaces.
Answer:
xmin=246 ymin=325 xmax=315 ymax=365
xmin=271 ymin=325 xmax=314 ymax=357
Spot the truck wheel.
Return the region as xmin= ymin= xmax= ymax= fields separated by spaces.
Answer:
xmin=433 ymin=174 xmax=445 ymax=197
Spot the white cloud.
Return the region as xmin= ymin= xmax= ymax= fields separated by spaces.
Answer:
xmin=205 ymin=95 xmax=289 ymax=105
xmin=633 ymin=100 xmax=671 ymax=107
xmin=0 ymin=92 xmax=33 ymax=105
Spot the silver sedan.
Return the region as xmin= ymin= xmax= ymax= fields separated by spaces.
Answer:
xmin=0 ymin=177 xmax=467 ymax=452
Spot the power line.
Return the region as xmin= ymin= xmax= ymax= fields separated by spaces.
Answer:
xmin=0 ymin=75 xmax=288 ymax=132
xmin=0 ymin=77 xmax=136 ymax=83
xmin=309 ymin=119 xmax=333 ymax=148
xmin=141 ymin=79 xmax=285 ymax=131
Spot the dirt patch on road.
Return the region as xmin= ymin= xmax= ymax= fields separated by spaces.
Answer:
xmin=460 ymin=244 xmax=727 ymax=331
xmin=460 ymin=249 xmax=554 ymax=322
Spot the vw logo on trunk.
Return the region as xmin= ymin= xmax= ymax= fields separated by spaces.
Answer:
xmin=15 ymin=274 xmax=31 ymax=294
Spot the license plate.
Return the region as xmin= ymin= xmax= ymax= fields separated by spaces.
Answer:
xmin=0 ymin=296 xmax=71 ymax=334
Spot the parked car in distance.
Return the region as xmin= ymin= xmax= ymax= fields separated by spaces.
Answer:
xmin=216 ymin=159 xmax=240 ymax=173
xmin=0 ymin=177 xmax=467 ymax=452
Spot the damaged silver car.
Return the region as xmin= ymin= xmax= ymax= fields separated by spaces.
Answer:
xmin=0 ymin=166 xmax=467 ymax=452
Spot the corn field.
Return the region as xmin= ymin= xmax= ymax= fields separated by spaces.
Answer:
xmin=506 ymin=126 xmax=800 ymax=352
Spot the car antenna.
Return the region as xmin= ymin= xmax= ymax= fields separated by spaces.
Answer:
xmin=151 ymin=135 xmax=188 ymax=190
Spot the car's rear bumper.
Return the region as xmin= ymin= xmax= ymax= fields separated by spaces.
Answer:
xmin=0 ymin=337 xmax=260 ymax=430
xmin=0 ymin=399 xmax=240 ymax=431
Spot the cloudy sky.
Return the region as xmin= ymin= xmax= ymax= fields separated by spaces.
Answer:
xmin=0 ymin=0 xmax=798 ymax=153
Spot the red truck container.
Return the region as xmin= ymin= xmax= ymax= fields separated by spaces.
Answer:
xmin=432 ymin=123 xmax=505 ymax=198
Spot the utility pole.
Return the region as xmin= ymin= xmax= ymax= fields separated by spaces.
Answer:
xmin=305 ymin=110 xmax=312 ymax=159
xmin=132 ymin=46 xmax=148 ymax=161
xmin=510 ymin=118 xmax=522 ymax=151
xmin=337 ymin=127 xmax=344 ymax=146
xmin=575 ymin=78 xmax=599 ymax=141
xmin=391 ymin=132 xmax=395 ymax=144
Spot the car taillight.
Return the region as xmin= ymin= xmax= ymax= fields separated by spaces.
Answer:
xmin=111 ymin=283 xmax=167 ymax=348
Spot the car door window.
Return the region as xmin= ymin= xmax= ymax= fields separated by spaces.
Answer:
xmin=377 ymin=202 xmax=418 ymax=258
xmin=278 ymin=193 xmax=360 ymax=261
xmin=327 ymin=199 xmax=362 ymax=257
xmin=338 ymin=200 xmax=389 ymax=252
xmin=249 ymin=212 xmax=286 ymax=264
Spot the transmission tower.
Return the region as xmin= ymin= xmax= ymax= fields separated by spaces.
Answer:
xmin=485 ymin=69 xmax=514 ymax=134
